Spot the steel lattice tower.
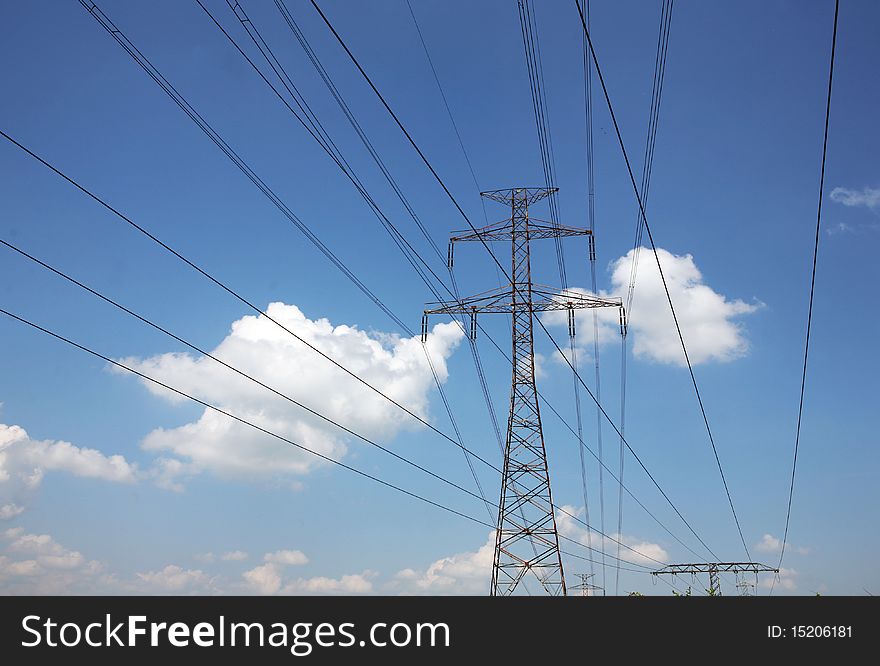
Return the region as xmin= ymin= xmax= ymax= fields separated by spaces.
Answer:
xmin=652 ymin=562 xmax=779 ymax=596
xmin=423 ymin=187 xmax=623 ymax=596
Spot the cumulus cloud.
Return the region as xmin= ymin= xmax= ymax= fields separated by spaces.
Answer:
xmin=136 ymin=565 xmax=215 ymax=593
xmin=755 ymin=533 xmax=782 ymax=552
xmin=242 ymin=554 xmax=372 ymax=596
xmin=242 ymin=548 xmax=310 ymax=594
xmin=243 ymin=562 xmax=283 ymax=595
xmin=761 ymin=566 xmax=798 ymax=591
xmin=555 ymin=505 xmax=669 ymax=566
xmin=196 ymin=550 xmax=250 ymax=564
xmin=118 ymin=303 xmax=463 ymax=487
xmin=544 ymin=248 xmax=759 ymax=366
xmin=282 ymin=572 xmax=375 ymax=595
xmin=830 ymin=186 xmax=880 ymax=209
xmin=392 ymin=532 xmax=494 ymax=595
xmin=0 ymin=503 xmax=25 ymax=520
xmin=755 ymin=533 xmax=809 ymax=556
xmin=0 ymin=528 xmax=106 ymax=594
xmin=264 ymin=549 xmax=308 ymax=566
xmin=390 ymin=519 xmax=667 ymax=595
xmin=0 ymin=423 xmax=137 ymax=514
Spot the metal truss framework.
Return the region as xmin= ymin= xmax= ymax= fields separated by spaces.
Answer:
xmin=652 ymin=562 xmax=780 ymax=597
xmin=571 ymin=573 xmax=603 ymax=597
xmin=424 ymin=187 xmax=623 ymax=596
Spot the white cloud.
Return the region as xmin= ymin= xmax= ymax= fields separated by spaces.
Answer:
xmin=826 ymin=221 xmax=854 ymax=235
xmin=555 ymin=505 xmax=669 ymax=566
xmin=242 ymin=557 xmax=374 ymax=596
xmin=761 ymin=566 xmax=798 ymax=591
xmin=264 ymin=549 xmax=308 ymax=566
xmin=755 ymin=533 xmax=782 ymax=553
xmin=6 ymin=559 xmax=40 ymax=577
xmin=6 ymin=529 xmax=71 ymax=557
xmin=390 ymin=518 xmax=666 ymax=595
xmin=391 ymin=532 xmax=494 ymax=595
xmin=0 ymin=423 xmax=137 ymax=523
xmin=0 ymin=528 xmax=105 ymax=593
xmin=0 ymin=424 xmax=137 ymax=500
xmin=533 ymin=352 xmax=548 ymax=380
xmin=544 ymin=248 xmax=759 ymax=366
xmin=198 ymin=550 xmax=249 ymax=563
xmin=755 ymin=533 xmax=809 ymax=556
xmin=119 ymin=303 xmax=463 ymax=486
xmin=243 ymin=563 xmax=283 ymax=595
xmin=283 ymin=572 xmax=375 ymax=595
xmin=239 ymin=544 xmax=375 ymax=595
xmin=136 ymin=565 xmax=214 ymax=593
xmin=0 ymin=503 xmax=24 ymax=520
xmin=830 ymin=186 xmax=880 ymax=209
xmin=149 ymin=457 xmax=191 ymax=493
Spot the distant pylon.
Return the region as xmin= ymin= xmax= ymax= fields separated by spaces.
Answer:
xmin=423 ymin=187 xmax=623 ymax=595
xmin=652 ymin=562 xmax=779 ymax=596
xmin=572 ymin=573 xmax=603 ymax=597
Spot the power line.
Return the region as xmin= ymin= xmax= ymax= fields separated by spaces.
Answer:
xmin=403 ymin=0 xmax=491 ymax=228
xmin=217 ymin=0 xmax=553 ymax=541
xmin=308 ymin=0 xmax=720 ymax=563
xmin=535 ymin=315 xmax=717 ymax=561
xmin=775 ymin=0 xmax=839 ymax=591
xmin=1 ymin=3 xmax=728 ymax=580
xmin=0 ymin=128 xmax=670 ymax=574
xmin=2 ymin=84 xmax=685 ymax=591
xmin=46 ymin=3 xmax=513 ymax=522
xmin=80 ymin=0 xmax=498 ymax=520
xmin=0 ymin=296 xmax=665 ymax=564
xmin=537 ymin=392 xmax=709 ymax=563
xmin=369 ymin=0 xmax=513 ymax=482
xmin=561 ymin=549 xmax=655 ymax=575
xmin=580 ymin=0 xmax=605 ymax=590
xmin=209 ymin=2 xmax=524 ymax=524
xmin=0 ymin=306 xmax=491 ymax=528
xmin=518 ymin=0 xmax=599 ymax=585
xmin=84 ymin=0 xmax=466 ymax=373
xmin=77 ymin=0 xmax=409 ymax=333
xmin=197 ymin=0 xmax=493 ymax=515
xmin=3 ymin=249 xmax=667 ymax=570
xmin=220 ymin=1 xmax=630 ymax=559
xmin=28 ymin=0 xmax=499 ymax=512
xmin=79 ymin=0 xmax=720 ymax=576
xmin=260 ymin=0 xmax=613 ymax=572
xmin=572 ymin=0 xmax=751 ymax=560
xmin=276 ymin=0 xmax=509 ymax=444
xmin=617 ymin=0 xmax=674 ymax=597
xmin=624 ymin=0 xmax=674 ymax=317
xmin=0 ymin=128 xmax=497 ymax=474
xmin=0 ymin=237 xmax=495 ymax=514
xmin=80 ymin=1 xmax=490 ymax=522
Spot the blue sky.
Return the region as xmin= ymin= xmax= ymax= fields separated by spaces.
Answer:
xmin=1 ymin=0 xmax=877 ymax=595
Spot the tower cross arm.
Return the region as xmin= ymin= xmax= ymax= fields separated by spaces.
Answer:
xmin=423 ymin=286 xmax=621 ymax=317
xmin=423 ymin=286 xmax=515 ymax=316
xmin=530 ymin=287 xmax=621 ymax=313
xmin=450 ymin=219 xmax=592 ymax=244
xmin=652 ymin=562 xmax=780 ymax=576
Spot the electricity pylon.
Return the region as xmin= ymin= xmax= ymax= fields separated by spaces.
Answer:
xmin=652 ymin=562 xmax=779 ymax=596
xmin=422 ymin=187 xmax=623 ymax=596
xmin=572 ymin=573 xmax=603 ymax=597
